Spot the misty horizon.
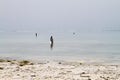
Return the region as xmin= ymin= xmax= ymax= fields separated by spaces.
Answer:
xmin=0 ymin=0 xmax=120 ymax=33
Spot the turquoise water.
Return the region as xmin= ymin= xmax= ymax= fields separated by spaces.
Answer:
xmin=0 ymin=28 xmax=120 ymax=63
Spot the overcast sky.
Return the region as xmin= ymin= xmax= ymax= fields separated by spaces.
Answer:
xmin=0 ymin=0 xmax=120 ymax=32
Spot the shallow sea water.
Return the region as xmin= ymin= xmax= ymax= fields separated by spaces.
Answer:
xmin=0 ymin=29 xmax=120 ymax=63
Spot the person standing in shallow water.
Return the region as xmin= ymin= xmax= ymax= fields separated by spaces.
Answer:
xmin=50 ymin=36 xmax=54 ymax=49
xmin=35 ymin=33 xmax=37 ymax=37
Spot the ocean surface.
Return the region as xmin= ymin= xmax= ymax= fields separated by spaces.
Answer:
xmin=0 ymin=28 xmax=120 ymax=63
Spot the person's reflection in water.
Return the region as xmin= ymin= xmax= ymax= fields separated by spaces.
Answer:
xmin=50 ymin=36 xmax=54 ymax=50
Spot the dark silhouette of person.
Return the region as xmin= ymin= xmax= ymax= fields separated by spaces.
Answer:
xmin=73 ymin=32 xmax=75 ymax=35
xmin=50 ymin=36 xmax=54 ymax=49
xmin=35 ymin=33 xmax=37 ymax=37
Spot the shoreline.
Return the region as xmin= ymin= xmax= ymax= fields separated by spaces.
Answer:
xmin=1 ymin=55 xmax=120 ymax=65
xmin=0 ymin=58 xmax=120 ymax=80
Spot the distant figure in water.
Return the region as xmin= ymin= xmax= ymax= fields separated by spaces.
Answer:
xmin=50 ymin=36 xmax=54 ymax=49
xmin=73 ymin=32 xmax=75 ymax=35
xmin=35 ymin=33 xmax=38 ymax=37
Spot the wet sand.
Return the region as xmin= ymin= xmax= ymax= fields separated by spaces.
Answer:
xmin=0 ymin=59 xmax=120 ymax=80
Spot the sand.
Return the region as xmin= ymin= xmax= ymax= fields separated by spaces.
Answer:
xmin=0 ymin=59 xmax=120 ymax=80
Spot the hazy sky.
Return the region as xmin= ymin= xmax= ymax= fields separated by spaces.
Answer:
xmin=0 ymin=0 xmax=120 ymax=32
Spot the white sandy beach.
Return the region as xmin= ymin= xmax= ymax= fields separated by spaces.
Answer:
xmin=0 ymin=59 xmax=120 ymax=80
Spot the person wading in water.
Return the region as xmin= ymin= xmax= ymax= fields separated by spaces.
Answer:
xmin=35 ymin=33 xmax=38 ymax=37
xmin=50 ymin=36 xmax=54 ymax=49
